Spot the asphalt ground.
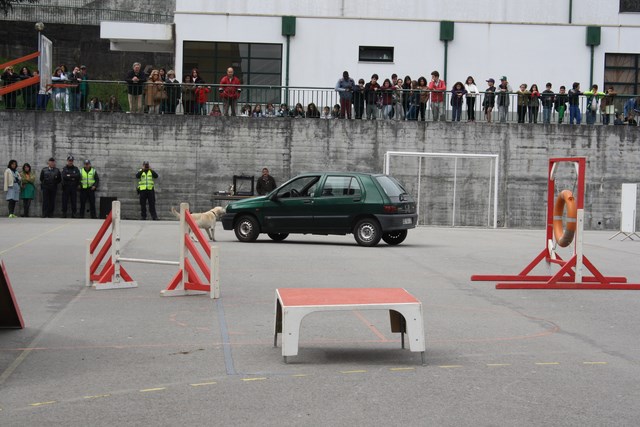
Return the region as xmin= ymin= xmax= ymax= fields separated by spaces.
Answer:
xmin=1 ymin=218 xmax=639 ymax=426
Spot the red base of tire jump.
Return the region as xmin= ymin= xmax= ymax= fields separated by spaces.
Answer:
xmin=472 ymin=157 xmax=640 ymax=290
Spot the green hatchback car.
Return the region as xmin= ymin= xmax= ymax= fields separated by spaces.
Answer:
xmin=221 ymin=172 xmax=417 ymax=246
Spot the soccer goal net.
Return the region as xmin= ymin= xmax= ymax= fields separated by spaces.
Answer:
xmin=383 ymin=151 xmax=499 ymax=228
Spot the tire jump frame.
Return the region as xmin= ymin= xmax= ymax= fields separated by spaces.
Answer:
xmin=86 ymin=201 xmax=220 ymax=298
xmin=471 ymin=157 xmax=640 ymax=290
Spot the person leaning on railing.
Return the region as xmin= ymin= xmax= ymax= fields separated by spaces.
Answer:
xmin=600 ymin=86 xmax=616 ymax=125
xmin=18 ymin=66 xmax=37 ymax=110
xmin=144 ymin=69 xmax=165 ymax=114
xmin=164 ymin=70 xmax=181 ymax=114
xmin=125 ymin=62 xmax=147 ymax=113
xmin=51 ymin=67 xmax=67 ymax=112
xmin=1 ymin=66 xmax=20 ymax=110
xmin=218 ymin=67 xmax=242 ymax=117
xmin=181 ymin=75 xmax=195 ymax=115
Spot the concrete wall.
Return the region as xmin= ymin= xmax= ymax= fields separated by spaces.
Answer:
xmin=1 ymin=111 xmax=639 ymax=230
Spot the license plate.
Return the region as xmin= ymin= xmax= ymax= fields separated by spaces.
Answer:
xmin=403 ymin=218 xmax=412 ymax=225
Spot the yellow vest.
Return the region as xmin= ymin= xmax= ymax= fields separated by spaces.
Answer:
xmin=81 ymin=168 xmax=96 ymax=189
xmin=137 ymin=170 xmax=154 ymax=190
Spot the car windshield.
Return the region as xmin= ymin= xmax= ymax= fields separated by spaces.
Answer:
xmin=276 ymin=176 xmax=320 ymax=198
xmin=375 ymin=175 xmax=407 ymax=197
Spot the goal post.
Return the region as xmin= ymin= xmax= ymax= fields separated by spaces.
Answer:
xmin=383 ymin=151 xmax=499 ymax=228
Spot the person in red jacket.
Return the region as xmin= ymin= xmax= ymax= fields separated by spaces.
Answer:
xmin=194 ymin=84 xmax=211 ymax=115
xmin=218 ymin=67 xmax=242 ymax=116
xmin=427 ymin=70 xmax=446 ymax=122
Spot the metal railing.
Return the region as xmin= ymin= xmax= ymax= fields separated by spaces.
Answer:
xmin=1 ymin=80 xmax=639 ymax=125
xmin=1 ymin=2 xmax=173 ymax=25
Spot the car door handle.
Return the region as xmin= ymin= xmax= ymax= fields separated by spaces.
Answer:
xmin=304 ymin=200 xmax=314 ymax=204
xmin=352 ymin=198 xmax=361 ymax=202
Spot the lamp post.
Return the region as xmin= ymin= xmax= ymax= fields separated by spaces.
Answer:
xmin=35 ymin=22 xmax=44 ymax=71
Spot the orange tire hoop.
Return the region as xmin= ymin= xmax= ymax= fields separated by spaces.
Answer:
xmin=553 ymin=190 xmax=577 ymax=247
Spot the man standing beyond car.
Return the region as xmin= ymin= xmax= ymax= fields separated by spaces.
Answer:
xmin=335 ymin=71 xmax=355 ymax=119
xmin=61 ymin=155 xmax=80 ymax=218
xmin=136 ymin=161 xmax=159 ymax=220
xmin=79 ymin=159 xmax=99 ymax=219
xmin=256 ymin=168 xmax=277 ymax=195
xmin=125 ymin=62 xmax=147 ymax=113
xmin=219 ymin=67 xmax=242 ymax=117
xmin=40 ymin=157 xmax=61 ymax=218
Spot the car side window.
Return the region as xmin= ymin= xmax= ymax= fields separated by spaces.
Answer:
xmin=321 ymin=176 xmax=361 ymax=197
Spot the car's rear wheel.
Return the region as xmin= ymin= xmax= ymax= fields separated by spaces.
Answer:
xmin=353 ymin=218 xmax=382 ymax=247
xmin=382 ymin=230 xmax=408 ymax=245
xmin=234 ymin=215 xmax=260 ymax=242
xmin=268 ymin=233 xmax=289 ymax=242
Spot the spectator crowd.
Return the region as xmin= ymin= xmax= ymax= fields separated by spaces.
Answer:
xmin=3 ymin=62 xmax=640 ymax=125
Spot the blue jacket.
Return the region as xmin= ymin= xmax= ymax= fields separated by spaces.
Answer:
xmin=336 ymin=78 xmax=355 ymax=100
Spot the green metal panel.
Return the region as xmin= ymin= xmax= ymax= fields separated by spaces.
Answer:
xmin=282 ymin=16 xmax=296 ymax=36
xmin=586 ymin=26 xmax=601 ymax=46
xmin=440 ymin=21 xmax=454 ymax=41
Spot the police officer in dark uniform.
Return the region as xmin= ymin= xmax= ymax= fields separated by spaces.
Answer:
xmin=40 ymin=157 xmax=61 ymax=218
xmin=61 ymin=155 xmax=80 ymax=218
xmin=136 ymin=161 xmax=159 ymax=220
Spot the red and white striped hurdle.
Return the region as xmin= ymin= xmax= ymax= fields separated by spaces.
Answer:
xmin=85 ymin=201 xmax=220 ymax=298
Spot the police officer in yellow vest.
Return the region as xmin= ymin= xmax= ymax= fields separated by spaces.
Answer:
xmin=136 ymin=160 xmax=159 ymax=220
xmin=79 ymin=159 xmax=99 ymax=218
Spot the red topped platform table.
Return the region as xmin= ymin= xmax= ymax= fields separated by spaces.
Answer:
xmin=274 ymin=288 xmax=426 ymax=364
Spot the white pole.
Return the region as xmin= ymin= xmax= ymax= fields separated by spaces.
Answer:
xmin=85 ymin=239 xmax=91 ymax=287
xmin=111 ymin=201 xmax=121 ymax=284
xmin=493 ymin=156 xmax=499 ymax=228
xmin=179 ymin=202 xmax=188 ymax=290
xmin=211 ymin=245 xmax=220 ymax=299
xmin=487 ymin=159 xmax=493 ymax=228
xmin=416 ymin=157 xmax=422 ymax=226
xmin=575 ymin=209 xmax=585 ymax=283
xmin=452 ymin=157 xmax=458 ymax=227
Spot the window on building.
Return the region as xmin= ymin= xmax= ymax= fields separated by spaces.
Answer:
xmin=620 ymin=0 xmax=640 ymax=13
xmin=604 ymin=53 xmax=639 ymax=114
xmin=358 ymin=46 xmax=394 ymax=63
xmin=183 ymin=41 xmax=282 ymax=104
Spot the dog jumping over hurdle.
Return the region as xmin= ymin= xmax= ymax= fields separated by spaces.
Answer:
xmin=170 ymin=206 xmax=226 ymax=241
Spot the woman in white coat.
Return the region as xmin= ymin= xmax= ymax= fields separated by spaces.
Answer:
xmin=4 ymin=159 xmax=21 ymax=218
xmin=464 ymin=76 xmax=481 ymax=122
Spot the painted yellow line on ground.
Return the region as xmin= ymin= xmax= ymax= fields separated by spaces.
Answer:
xmin=292 ymin=374 xmax=308 ymax=377
xmin=535 ymin=362 xmax=560 ymax=365
xmin=340 ymin=370 xmax=367 ymax=374
xmin=0 ymin=223 xmax=70 ymax=256
xmin=190 ymin=381 xmax=217 ymax=387
xmin=140 ymin=387 xmax=166 ymax=393
xmin=583 ymin=361 xmax=608 ymax=365
xmin=438 ymin=365 xmax=463 ymax=369
xmin=29 ymin=401 xmax=57 ymax=407
xmin=84 ymin=394 xmax=111 ymax=399
xmin=390 ymin=367 xmax=416 ymax=371
xmin=242 ymin=377 xmax=267 ymax=382
xmin=487 ymin=363 xmax=512 ymax=367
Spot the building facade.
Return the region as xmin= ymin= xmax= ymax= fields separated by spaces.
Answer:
xmin=148 ymin=0 xmax=640 ymax=97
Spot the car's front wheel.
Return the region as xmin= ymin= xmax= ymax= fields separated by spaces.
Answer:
xmin=353 ymin=218 xmax=382 ymax=247
xmin=234 ymin=215 xmax=260 ymax=242
xmin=382 ymin=230 xmax=408 ymax=245
xmin=268 ymin=233 xmax=289 ymax=242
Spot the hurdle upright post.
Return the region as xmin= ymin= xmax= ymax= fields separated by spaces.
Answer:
xmin=92 ymin=200 xmax=138 ymax=290
xmin=211 ymin=245 xmax=220 ymax=299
